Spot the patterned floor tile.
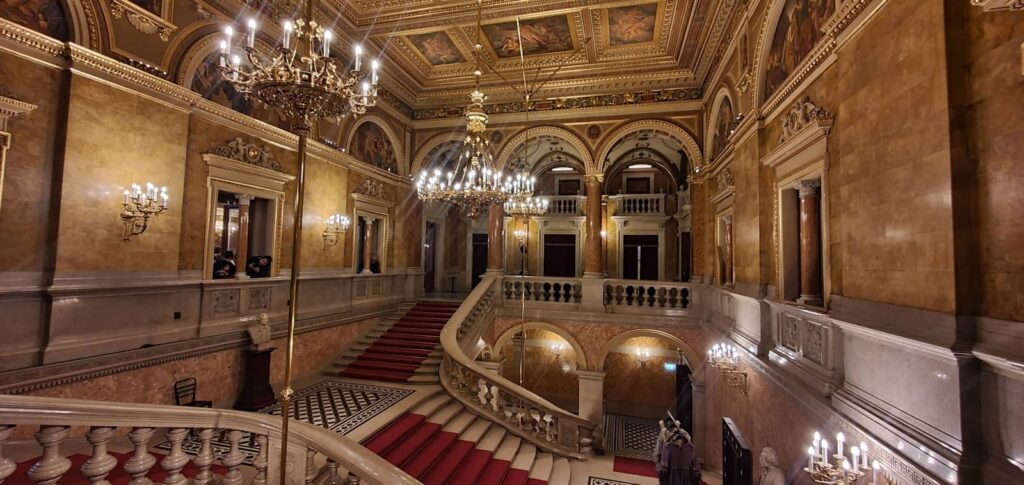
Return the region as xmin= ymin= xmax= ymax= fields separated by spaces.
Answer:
xmin=605 ymin=414 xmax=660 ymax=460
xmin=588 ymin=477 xmax=639 ymax=485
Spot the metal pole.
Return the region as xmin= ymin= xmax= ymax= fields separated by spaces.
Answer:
xmin=520 ymin=218 xmax=527 ymax=387
xmin=279 ymin=122 xmax=309 ymax=485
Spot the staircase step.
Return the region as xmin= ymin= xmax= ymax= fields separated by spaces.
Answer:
xmin=548 ymin=458 xmax=571 ymax=485
xmin=421 ymin=440 xmax=474 ymax=485
xmin=365 ymin=344 xmax=433 ymax=357
xmin=493 ymin=436 xmax=522 ymax=461
xmin=403 ymin=430 xmax=458 ymax=479
xmin=386 ymin=326 xmax=441 ymax=336
xmin=501 ymin=468 xmax=530 ymax=485
xmin=337 ymin=367 xmax=413 ymax=382
xmin=446 ymin=448 xmax=493 ymax=485
xmin=383 ymin=421 xmax=442 ymax=467
xmin=425 ymin=402 xmax=463 ymax=425
xmin=355 ymin=353 xmax=428 ymax=365
xmin=509 ymin=444 xmax=537 ymax=473
xmin=477 ymin=426 xmax=507 ymax=452
xmin=410 ymin=394 xmax=451 ymax=417
xmin=478 ymin=459 xmax=512 ymax=485
xmin=528 ymin=453 xmax=553 ymax=482
xmin=381 ymin=331 xmax=439 ymax=343
xmin=363 ymin=413 xmax=423 ymax=455
xmin=347 ymin=360 xmax=420 ymax=373
xmin=372 ymin=337 xmax=438 ymax=349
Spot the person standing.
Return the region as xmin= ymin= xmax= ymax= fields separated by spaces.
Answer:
xmin=665 ymin=430 xmax=700 ymax=485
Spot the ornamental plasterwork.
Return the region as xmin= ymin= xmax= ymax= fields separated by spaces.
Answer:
xmin=206 ymin=138 xmax=282 ymax=171
xmin=716 ymin=167 xmax=735 ymax=189
xmin=108 ymin=0 xmax=177 ymax=41
xmin=778 ymin=97 xmax=833 ymax=145
xmin=970 ymin=0 xmax=1024 ymax=10
xmin=354 ymin=179 xmax=386 ymax=199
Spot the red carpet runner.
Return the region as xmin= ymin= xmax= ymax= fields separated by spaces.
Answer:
xmin=612 ymin=456 xmax=658 ymax=478
xmin=362 ymin=411 xmax=548 ymax=485
xmin=338 ymin=301 xmax=460 ymax=382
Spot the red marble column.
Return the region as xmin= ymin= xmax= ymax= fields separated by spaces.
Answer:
xmin=487 ymin=203 xmax=504 ymax=272
xmin=361 ymin=218 xmax=374 ymax=274
xmin=797 ymin=180 xmax=823 ymax=305
xmin=584 ymin=175 xmax=604 ymax=277
xmin=723 ymin=216 xmax=733 ymax=285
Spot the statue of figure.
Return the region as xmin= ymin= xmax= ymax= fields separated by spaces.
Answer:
xmin=758 ymin=447 xmax=785 ymax=485
xmin=247 ymin=312 xmax=273 ymax=351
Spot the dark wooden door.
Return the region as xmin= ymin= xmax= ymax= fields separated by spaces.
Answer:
xmin=622 ymin=235 xmax=658 ymax=280
xmin=679 ymin=232 xmax=692 ymax=282
xmin=543 ymin=234 xmax=576 ymax=277
xmin=424 ymin=222 xmax=436 ymax=293
xmin=471 ymin=233 xmax=488 ymax=288
xmin=675 ymin=364 xmax=694 ymax=439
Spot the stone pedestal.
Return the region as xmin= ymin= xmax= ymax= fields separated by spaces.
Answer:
xmin=577 ymin=370 xmax=606 ymax=425
xmin=236 ymin=347 xmax=276 ymax=411
xmin=583 ymin=175 xmax=604 ymax=277
xmin=507 ymin=334 xmax=526 ymax=385
xmin=796 ymin=180 xmax=822 ymax=306
xmin=487 ymin=204 xmax=505 ymax=273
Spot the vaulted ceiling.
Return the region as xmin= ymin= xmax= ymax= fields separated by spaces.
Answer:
xmin=319 ymin=0 xmax=742 ymax=109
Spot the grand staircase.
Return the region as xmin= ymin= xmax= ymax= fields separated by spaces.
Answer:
xmin=328 ymin=300 xmax=460 ymax=383
xmin=362 ymin=390 xmax=572 ymax=485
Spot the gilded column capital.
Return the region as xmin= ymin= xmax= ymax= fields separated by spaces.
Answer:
xmin=796 ymin=179 xmax=821 ymax=196
xmin=584 ymin=174 xmax=604 ymax=185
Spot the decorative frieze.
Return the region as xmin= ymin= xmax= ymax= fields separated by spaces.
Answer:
xmin=108 ymin=0 xmax=177 ymax=42
xmin=779 ymin=97 xmax=834 ymax=145
xmin=206 ymin=138 xmax=282 ymax=171
xmin=354 ymin=179 xmax=386 ymax=199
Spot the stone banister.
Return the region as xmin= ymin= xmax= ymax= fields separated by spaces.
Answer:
xmin=0 ymin=394 xmax=418 ymax=485
xmin=439 ymin=274 xmax=595 ymax=459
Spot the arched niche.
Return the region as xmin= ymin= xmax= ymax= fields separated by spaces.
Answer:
xmin=411 ymin=131 xmax=466 ymax=177
xmin=706 ymin=87 xmax=736 ymax=161
xmin=595 ymin=328 xmax=702 ymax=381
xmin=344 ymin=116 xmax=405 ymax=176
xmin=595 ymin=120 xmax=703 ymax=177
xmin=752 ymin=0 xmax=836 ymax=107
xmin=495 ymin=126 xmax=595 ymax=174
xmin=494 ymin=321 xmax=590 ymax=371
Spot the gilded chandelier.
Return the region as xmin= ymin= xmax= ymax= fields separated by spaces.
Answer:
xmin=707 ymin=342 xmax=748 ymax=393
xmin=217 ymin=0 xmax=378 ymax=129
xmin=505 ymin=195 xmax=548 ymax=219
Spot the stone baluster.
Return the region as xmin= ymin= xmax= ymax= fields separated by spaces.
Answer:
xmin=28 ymin=426 xmax=71 ymax=485
xmin=82 ymin=426 xmax=117 ymax=485
xmin=253 ymin=435 xmax=269 ymax=485
xmin=221 ymin=430 xmax=244 ymax=485
xmin=324 ymin=459 xmax=339 ymax=485
xmin=160 ymin=428 xmax=189 ymax=485
xmin=124 ymin=427 xmax=156 ymax=485
xmin=344 ymin=476 xmax=360 ymax=485
xmin=304 ymin=449 xmax=317 ymax=485
xmin=190 ymin=429 xmax=215 ymax=485
xmin=0 ymin=425 xmax=16 ymax=485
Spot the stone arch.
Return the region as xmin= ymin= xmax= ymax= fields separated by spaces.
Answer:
xmin=344 ymin=115 xmax=407 ymax=176
xmin=411 ymin=131 xmax=466 ymax=177
xmin=495 ymin=125 xmax=595 ymax=174
xmin=752 ymin=0 xmax=788 ymax=108
xmin=706 ymin=86 xmax=736 ymax=160
xmin=594 ymin=119 xmax=703 ymax=176
xmin=595 ymin=328 xmax=702 ymax=380
xmin=494 ymin=321 xmax=589 ymax=371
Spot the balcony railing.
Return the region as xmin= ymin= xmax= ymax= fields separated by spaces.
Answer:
xmin=439 ymin=274 xmax=595 ymax=459
xmin=0 ymin=394 xmax=418 ymax=485
xmin=545 ymin=196 xmax=585 ymax=216
xmin=604 ymin=279 xmax=693 ymax=314
xmin=502 ymin=276 xmax=582 ymax=304
xmin=612 ymin=193 xmax=667 ymax=216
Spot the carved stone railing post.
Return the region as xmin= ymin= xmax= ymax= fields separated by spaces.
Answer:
xmin=160 ymin=428 xmax=189 ymax=485
xmin=253 ymin=435 xmax=269 ymax=485
xmin=0 ymin=425 xmax=16 ymax=485
xmin=303 ymin=449 xmax=318 ymax=485
xmin=190 ymin=429 xmax=215 ymax=485
xmin=124 ymin=427 xmax=156 ymax=485
xmin=28 ymin=426 xmax=71 ymax=485
xmin=82 ymin=426 xmax=117 ymax=485
xmin=221 ymin=430 xmax=244 ymax=485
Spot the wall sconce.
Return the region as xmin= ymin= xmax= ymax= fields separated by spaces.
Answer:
xmin=550 ymin=341 xmax=566 ymax=360
xmin=121 ymin=182 xmax=168 ymax=241
xmin=805 ymin=431 xmax=883 ymax=484
xmin=707 ymin=342 xmax=748 ymax=393
xmin=513 ymin=228 xmax=528 ymax=243
xmin=600 ymin=230 xmax=607 ymax=239
xmin=322 ymin=213 xmax=350 ymax=250
xmin=635 ymin=347 xmax=652 ymax=368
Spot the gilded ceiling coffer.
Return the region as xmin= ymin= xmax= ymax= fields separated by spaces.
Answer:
xmin=120 ymin=182 xmax=169 ymax=241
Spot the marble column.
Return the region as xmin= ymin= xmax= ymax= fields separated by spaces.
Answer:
xmin=361 ymin=218 xmax=374 ymax=274
xmin=577 ymin=370 xmax=606 ymax=425
xmin=583 ymin=174 xmax=604 ymax=277
xmin=723 ymin=216 xmax=734 ymax=285
xmin=797 ymin=180 xmax=823 ymax=305
xmin=508 ymin=333 xmax=526 ymax=385
xmin=487 ymin=203 xmax=505 ymax=273
xmin=236 ymin=195 xmax=252 ymax=276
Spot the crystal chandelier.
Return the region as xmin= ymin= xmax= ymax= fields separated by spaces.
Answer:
xmin=218 ymin=0 xmax=378 ymax=129
xmin=505 ymin=196 xmax=548 ymax=219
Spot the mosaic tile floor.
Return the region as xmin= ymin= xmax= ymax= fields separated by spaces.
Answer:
xmin=588 ymin=477 xmax=639 ymax=485
xmin=604 ymin=414 xmax=661 ymax=460
xmin=157 ymin=380 xmax=412 ymax=464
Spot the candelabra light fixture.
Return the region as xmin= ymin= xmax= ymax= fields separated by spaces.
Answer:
xmin=322 ymin=213 xmax=350 ymax=250
xmin=513 ymin=228 xmax=528 ymax=243
xmin=805 ymin=431 xmax=882 ymax=484
xmin=505 ymin=196 xmax=548 ymax=219
xmin=635 ymin=347 xmax=652 ymax=367
xmin=550 ymin=341 xmax=566 ymax=359
xmin=121 ymin=182 xmax=168 ymax=241
xmin=707 ymin=342 xmax=748 ymax=393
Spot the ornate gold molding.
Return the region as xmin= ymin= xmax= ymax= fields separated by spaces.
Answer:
xmin=354 ymin=179 xmax=386 ymax=199
xmin=206 ymin=137 xmax=282 ymax=171
xmin=108 ymin=0 xmax=177 ymax=41
xmin=778 ymin=97 xmax=834 ymax=145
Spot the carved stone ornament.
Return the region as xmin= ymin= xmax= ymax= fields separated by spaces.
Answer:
xmin=778 ymin=97 xmax=833 ymax=144
xmin=716 ymin=167 xmax=735 ymax=189
xmin=970 ymin=0 xmax=1024 ymax=11
xmin=108 ymin=0 xmax=177 ymax=41
xmin=354 ymin=179 xmax=385 ymax=199
xmin=206 ymin=137 xmax=282 ymax=171
xmin=247 ymin=313 xmax=273 ymax=351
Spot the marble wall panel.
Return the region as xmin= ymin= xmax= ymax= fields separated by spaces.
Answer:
xmin=301 ymin=156 xmax=350 ymax=270
xmin=55 ymin=75 xmax=188 ymax=272
xmin=498 ymin=329 xmax=580 ymax=412
xmin=0 ymin=53 xmax=62 ymax=275
xmin=603 ymin=336 xmax=678 ymax=419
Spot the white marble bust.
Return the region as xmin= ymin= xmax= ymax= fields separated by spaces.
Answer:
xmin=247 ymin=313 xmax=273 ymax=351
xmin=758 ymin=447 xmax=785 ymax=485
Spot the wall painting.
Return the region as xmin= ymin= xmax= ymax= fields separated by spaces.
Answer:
xmin=607 ymin=3 xmax=658 ymax=46
xmin=482 ymin=15 xmax=574 ymax=58
xmin=0 ymin=0 xmax=69 ymax=40
xmin=764 ymin=0 xmax=835 ymax=99
xmin=407 ymin=31 xmax=465 ymax=66
xmin=190 ymin=49 xmax=286 ymax=129
xmin=351 ymin=121 xmax=398 ymax=174
xmin=712 ymin=97 xmax=734 ymax=159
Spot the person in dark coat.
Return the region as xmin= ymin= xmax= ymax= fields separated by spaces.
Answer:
xmin=665 ymin=430 xmax=700 ymax=485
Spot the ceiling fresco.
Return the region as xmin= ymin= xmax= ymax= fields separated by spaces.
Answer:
xmin=407 ymin=31 xmax=466 ymax=66
xmin=606 ymin=3 xmax=659 ymax=46
xmin=480 ymin=15 xmax=575 ymax=59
